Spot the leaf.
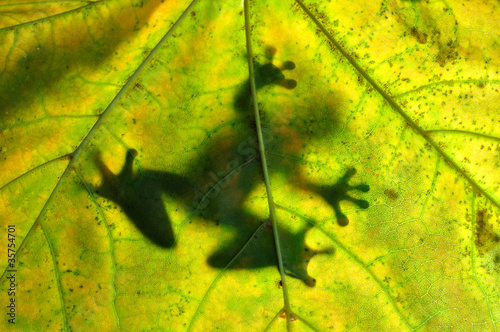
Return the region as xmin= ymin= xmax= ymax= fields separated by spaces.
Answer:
xmin=1 ymin=0 xmax=499 ymax=330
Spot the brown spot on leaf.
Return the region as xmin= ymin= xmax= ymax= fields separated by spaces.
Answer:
xmin=435 ymin=42 xmax=458 ymax=67
xmin=410 ymin=27 xmax=428 ymax=44
xmin=475 ymin=210 xmax=500 ymax=255
xmin=384 ymin=188 xmax=399 ymax=200
xmin=263 ymin=219 xmax=273 ymax=230
xmin=279 ymin=310 xmax=287 ymax=319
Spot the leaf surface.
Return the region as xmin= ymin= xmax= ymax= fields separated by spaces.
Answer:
xmin=1 ymin=0 xmax=499 ymax=331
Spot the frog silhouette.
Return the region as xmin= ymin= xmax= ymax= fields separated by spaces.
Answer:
xmin=92 ymin=149 xmax=193 ymax=248
xmin=186 ymin=47 xmax=333 ymax=286
xmin=89 ymin=48 xmax=365 ymax=287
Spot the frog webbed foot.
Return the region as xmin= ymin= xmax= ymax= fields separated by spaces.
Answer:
xmin=284 ymin=245 xmax=334 ymax=287
xmin=233 ymin=46 xmax=298 ymax=113
xmin=316 ymin=168 xmax=370 ymax=226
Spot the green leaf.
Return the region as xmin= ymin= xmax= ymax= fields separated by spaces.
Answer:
xmin=1 ymin=0 xmax=499 ymax=330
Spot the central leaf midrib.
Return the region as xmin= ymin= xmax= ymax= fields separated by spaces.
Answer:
xmin=243 ymin=0 xmax=293 ymax=328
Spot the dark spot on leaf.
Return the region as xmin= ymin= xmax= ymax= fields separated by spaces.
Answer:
xmin=410 ymin=27 xmax=428 ymax=44
xmin=475 ymin=209 xmax=500 ymax=255
xmin=435 ymin=41 xmax=458 ymax=67
xmin=384 ymin=188 xmax=399 ymax=200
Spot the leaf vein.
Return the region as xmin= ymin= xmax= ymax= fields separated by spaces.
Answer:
xmin=294 ymin=0 xmax=500 ymax=210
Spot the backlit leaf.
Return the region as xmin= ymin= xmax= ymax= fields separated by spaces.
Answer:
xmin=1 ymin=0 xmax=499 ymax=330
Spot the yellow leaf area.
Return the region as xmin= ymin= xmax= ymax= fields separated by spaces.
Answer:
xmin=0 ymin=0 xmax=99 ymax=30
xmin=0 ymin=0 xmax=499 ymax=331
xmin=307 ymin=0 xmax=500 ymax=205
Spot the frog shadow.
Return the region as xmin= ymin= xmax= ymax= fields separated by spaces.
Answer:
xmin=91 ymin=47 xmax=370 ymax=286
xmin=0 ymin=0 xmax=164 ymax=124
